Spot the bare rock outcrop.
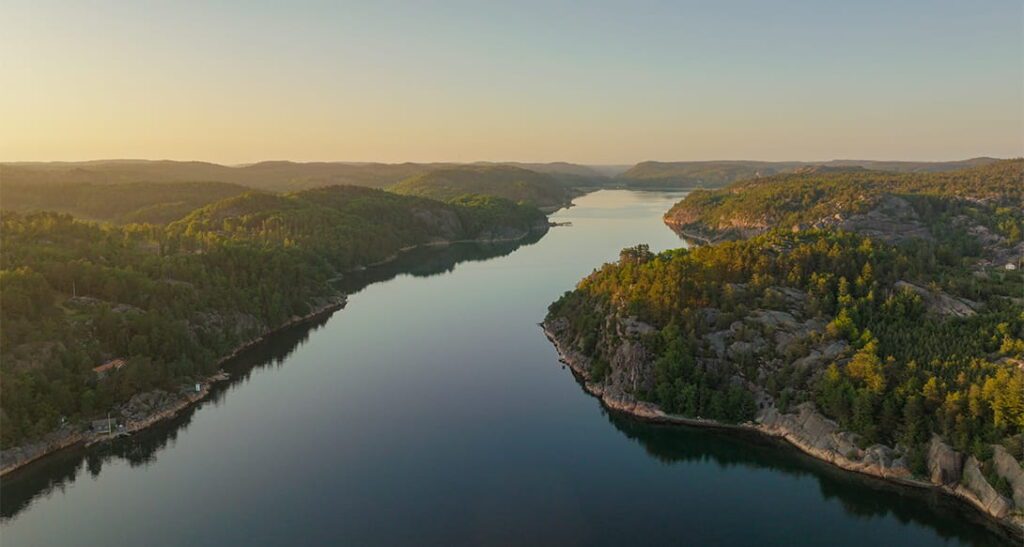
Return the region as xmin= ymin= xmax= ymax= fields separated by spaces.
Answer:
xmin=956 ymin=456 xmax=1013 ymax=519
xmin=758 ymin=403 xmax=912 ymax=479
xmin=893 ymin=281 xmax=980 ymax=318
xmin=0 ymin=426 xmax=84 ymax=475
xmin=837 ymin=195 xmax=932 ymax=243
xmin=992 ymin=445 xmax=1024 ymax=508
xmin=927 ymin=434 xmax=963 ymax=485
xmin=608 ymin=337 xmax=655 ymax=396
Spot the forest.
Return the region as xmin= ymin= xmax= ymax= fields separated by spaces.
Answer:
xmin=549 ymin=160 xmax=1024 ymax=482
xmin=666 ymin=159 xmax=1024 ymax=243
xmin=0 ymin=185 xmax=548 ymax=446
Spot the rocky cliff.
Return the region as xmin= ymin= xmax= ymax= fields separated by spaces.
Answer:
xmin=544 ymin=302 xmax=1024 ymax=537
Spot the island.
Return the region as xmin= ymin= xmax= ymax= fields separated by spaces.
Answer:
xmin=544 ymin=159 xmax=1024 ymax=538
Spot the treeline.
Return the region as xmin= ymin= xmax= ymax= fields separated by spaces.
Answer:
xmin=0 ymin=186 xmax=547 ymax=446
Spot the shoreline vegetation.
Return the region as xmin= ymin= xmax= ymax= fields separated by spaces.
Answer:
xmin=0 ymin=296 xmax=346 ymax=477
xmin=543 ymin=160 xmax=1024 ymax=539
xmin=0 ymin=222 xmax=553 ymax=478
xmin=0 ymin=183 xmax=557 ymax=476
xmin=542 ymin=324 xmax=1024 ymax=541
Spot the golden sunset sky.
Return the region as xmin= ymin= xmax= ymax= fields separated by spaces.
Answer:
xmin=2 ymin=1 xmax=1021 ymax=164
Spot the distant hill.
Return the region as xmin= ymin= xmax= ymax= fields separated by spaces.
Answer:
xmin=0 ymin=160 xmax=447 ymax=192
xmin=389 ymin=165 xmax=576 ymax=211
xmin=0 ymin=180 xmax=251 ymax=224
xmin=617 ymin=157 xmax=1003 ymax=189
xmin=1 ymin=159 xmax=611 ymax=194
xmin=663 ymin=158 xmax=1024 ymax=245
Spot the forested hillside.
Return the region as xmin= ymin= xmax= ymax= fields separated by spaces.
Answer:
xmin=0 ymin=186 xmax=548 ymax=447
xmin=388 ymin=165 xmax=576 ymax=211
xmin=2 ymin=160 xmax=609 ymax=195
xmin=665 ymin=159 xmax=1024 ymax=250
xmin=549 ymin=231 xmax=1023 ymax=440
xmin=546 ymin=160 xmax=1024 ymax=522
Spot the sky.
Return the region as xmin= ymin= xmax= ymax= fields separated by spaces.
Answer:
xmin=1 ymin=0 xmax=1022 ymax=164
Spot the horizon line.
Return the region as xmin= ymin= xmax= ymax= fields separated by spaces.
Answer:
xmin=2 ymin=155 xmax=1015 ymax=168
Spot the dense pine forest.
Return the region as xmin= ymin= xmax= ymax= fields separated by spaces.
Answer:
xmin=0 ymin=185 xmax=548 ymax=446
xmin=548 ymin=160 xmax=1024 ymax=485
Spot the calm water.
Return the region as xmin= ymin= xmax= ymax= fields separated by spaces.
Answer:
xmin=1 ymin=191 xmax=1013 ymax=546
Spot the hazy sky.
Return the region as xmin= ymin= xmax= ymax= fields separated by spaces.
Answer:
xmin=2 ymin=1 xmax=1022 ymax=164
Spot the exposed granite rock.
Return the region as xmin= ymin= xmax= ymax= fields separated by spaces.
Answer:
xmin=792 ymin=340 xmax=848 ymax=372
xmin=544 ymin=318 xmax=1023 ymax=536
xmin=621 ymin=316 xmax=656 ymax=338
xmin=0 ymin=426 xmax=84 ymax=475
xmin=992 ymin=445 xmax=1024 ymax=508
xmin=893 ymin=281 xmax=980 ymax=318
xmin=957 ymin=456 xmax=1013 ymax=519
xmin=837 ymin=195 xmax=932 ymax=243
xmin=756 ymin=403 xmax=914 ymax=479
xmin=120 ymin=390 xmax=177 ymax=422
xmin=927 ymin=434 xmax=963 ymax=485
xmin=608 ymin=338 xmax=655 ymax=395
xmin=747 ymin=309 xmax=799 ymax=330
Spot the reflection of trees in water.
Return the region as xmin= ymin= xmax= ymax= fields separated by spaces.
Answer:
xmin=335 ymin=234 xmax=544 ymax=295
xmin=604 ymin=410 xmax=1015 ymax=546
xmin=1 ymin=237 xmax=540 ymax=520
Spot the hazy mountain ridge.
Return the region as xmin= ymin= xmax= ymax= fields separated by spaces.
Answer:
xmin=618 ymin=157 xmax=1004 ymax=189
xmin=0 ymin=180 xmax=253 ymax=224
xmin=1 ymin=160 xmax=612 ymax=192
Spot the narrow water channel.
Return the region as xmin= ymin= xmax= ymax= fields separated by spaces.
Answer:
xmin=0 ymin=191 xmax=1010 ymax=546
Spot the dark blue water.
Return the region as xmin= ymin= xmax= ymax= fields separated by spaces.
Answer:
xmin=0 ymin=191 xmax=1012 ymax=546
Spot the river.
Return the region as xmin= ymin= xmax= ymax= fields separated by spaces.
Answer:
xmin=0 ymin=190 xmax=1011 ymax=546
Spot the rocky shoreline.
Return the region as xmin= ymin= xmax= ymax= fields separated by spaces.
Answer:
xmin=0 ymin=296 xmax=348 ymax=477
xmin=541 ymin=322 xmax=1024 ymax=540
xmin=1 ymin=210 xmax=556 ymax=478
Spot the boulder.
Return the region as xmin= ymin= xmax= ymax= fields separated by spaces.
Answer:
xmin=927 ymin=435 xmax=963 ymax=485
